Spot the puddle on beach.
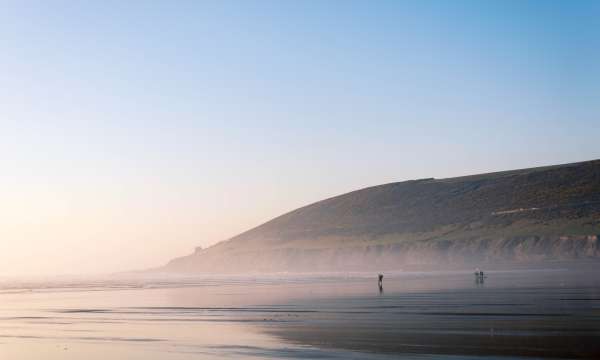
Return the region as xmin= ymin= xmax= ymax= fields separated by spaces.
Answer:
xmin=1 ymin=269 xmax=599 ymax=359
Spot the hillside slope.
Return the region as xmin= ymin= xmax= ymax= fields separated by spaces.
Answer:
xmin=162 ymin=160 xmax=600 ymax=273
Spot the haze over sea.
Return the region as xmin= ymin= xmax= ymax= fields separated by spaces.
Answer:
xmin=2 ymin=268 xmax=599 ymax=359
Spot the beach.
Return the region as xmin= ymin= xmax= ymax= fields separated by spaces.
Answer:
xmin=1 ymin=269 xmax=599 ymax=359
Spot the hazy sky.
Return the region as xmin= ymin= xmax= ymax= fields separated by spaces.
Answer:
xmin=1 ymin=1 xmax=598 ymax=276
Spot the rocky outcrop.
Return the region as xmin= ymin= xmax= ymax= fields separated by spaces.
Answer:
xmin=164 ymin=233 xmax=600 ymax=273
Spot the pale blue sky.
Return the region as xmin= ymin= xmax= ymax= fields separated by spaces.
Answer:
xmin=0 ymin=1 xmax=598 ymax=275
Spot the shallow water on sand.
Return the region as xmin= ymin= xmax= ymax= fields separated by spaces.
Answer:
xmin=1 ymin=269 xmax=599 ymax=359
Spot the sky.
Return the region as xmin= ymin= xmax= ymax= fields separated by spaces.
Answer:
xmin=0 ymin=0 xmax=598 ymax=276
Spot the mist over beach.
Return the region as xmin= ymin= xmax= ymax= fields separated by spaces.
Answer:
xmin=2 ymin=269 xmax=600 ymax=359
xmin=1 ymin=0 xmax=599 ymax=359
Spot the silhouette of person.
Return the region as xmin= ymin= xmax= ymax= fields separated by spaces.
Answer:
xmin=378 ymin=274 xmax=384 ymax=290
xmin=474 ymin=269 xmax=486 ymax=284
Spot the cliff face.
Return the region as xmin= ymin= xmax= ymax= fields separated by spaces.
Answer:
xmin=162 ymin=160 xmax=600 ymax=273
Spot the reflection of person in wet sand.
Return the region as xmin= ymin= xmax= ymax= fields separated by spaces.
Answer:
xmin=474 ymin=268 xmax=486 ymax=284
xmin=378 ymin=274 xmax=384 ymax=290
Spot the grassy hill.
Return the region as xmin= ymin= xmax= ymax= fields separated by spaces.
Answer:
xmin=162 ymin=159 xmax=600 ymax=273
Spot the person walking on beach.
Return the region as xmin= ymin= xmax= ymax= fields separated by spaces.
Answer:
xmin=474 ymin=268 xmax=486 ymax=283
xmin=378 ymin=273 xmax=384 ymax=289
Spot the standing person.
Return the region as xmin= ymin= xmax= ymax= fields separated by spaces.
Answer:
xmin=474 ymin=268 xmax=486 ymax=284
xmin=378 ymin=273 xmax=384 ymax=289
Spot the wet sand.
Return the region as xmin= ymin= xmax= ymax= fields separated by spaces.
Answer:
xmin=264 ymin=272 xmax=600 ymax=358
xmin=1 ymin=269 xmax=599 ymax=359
